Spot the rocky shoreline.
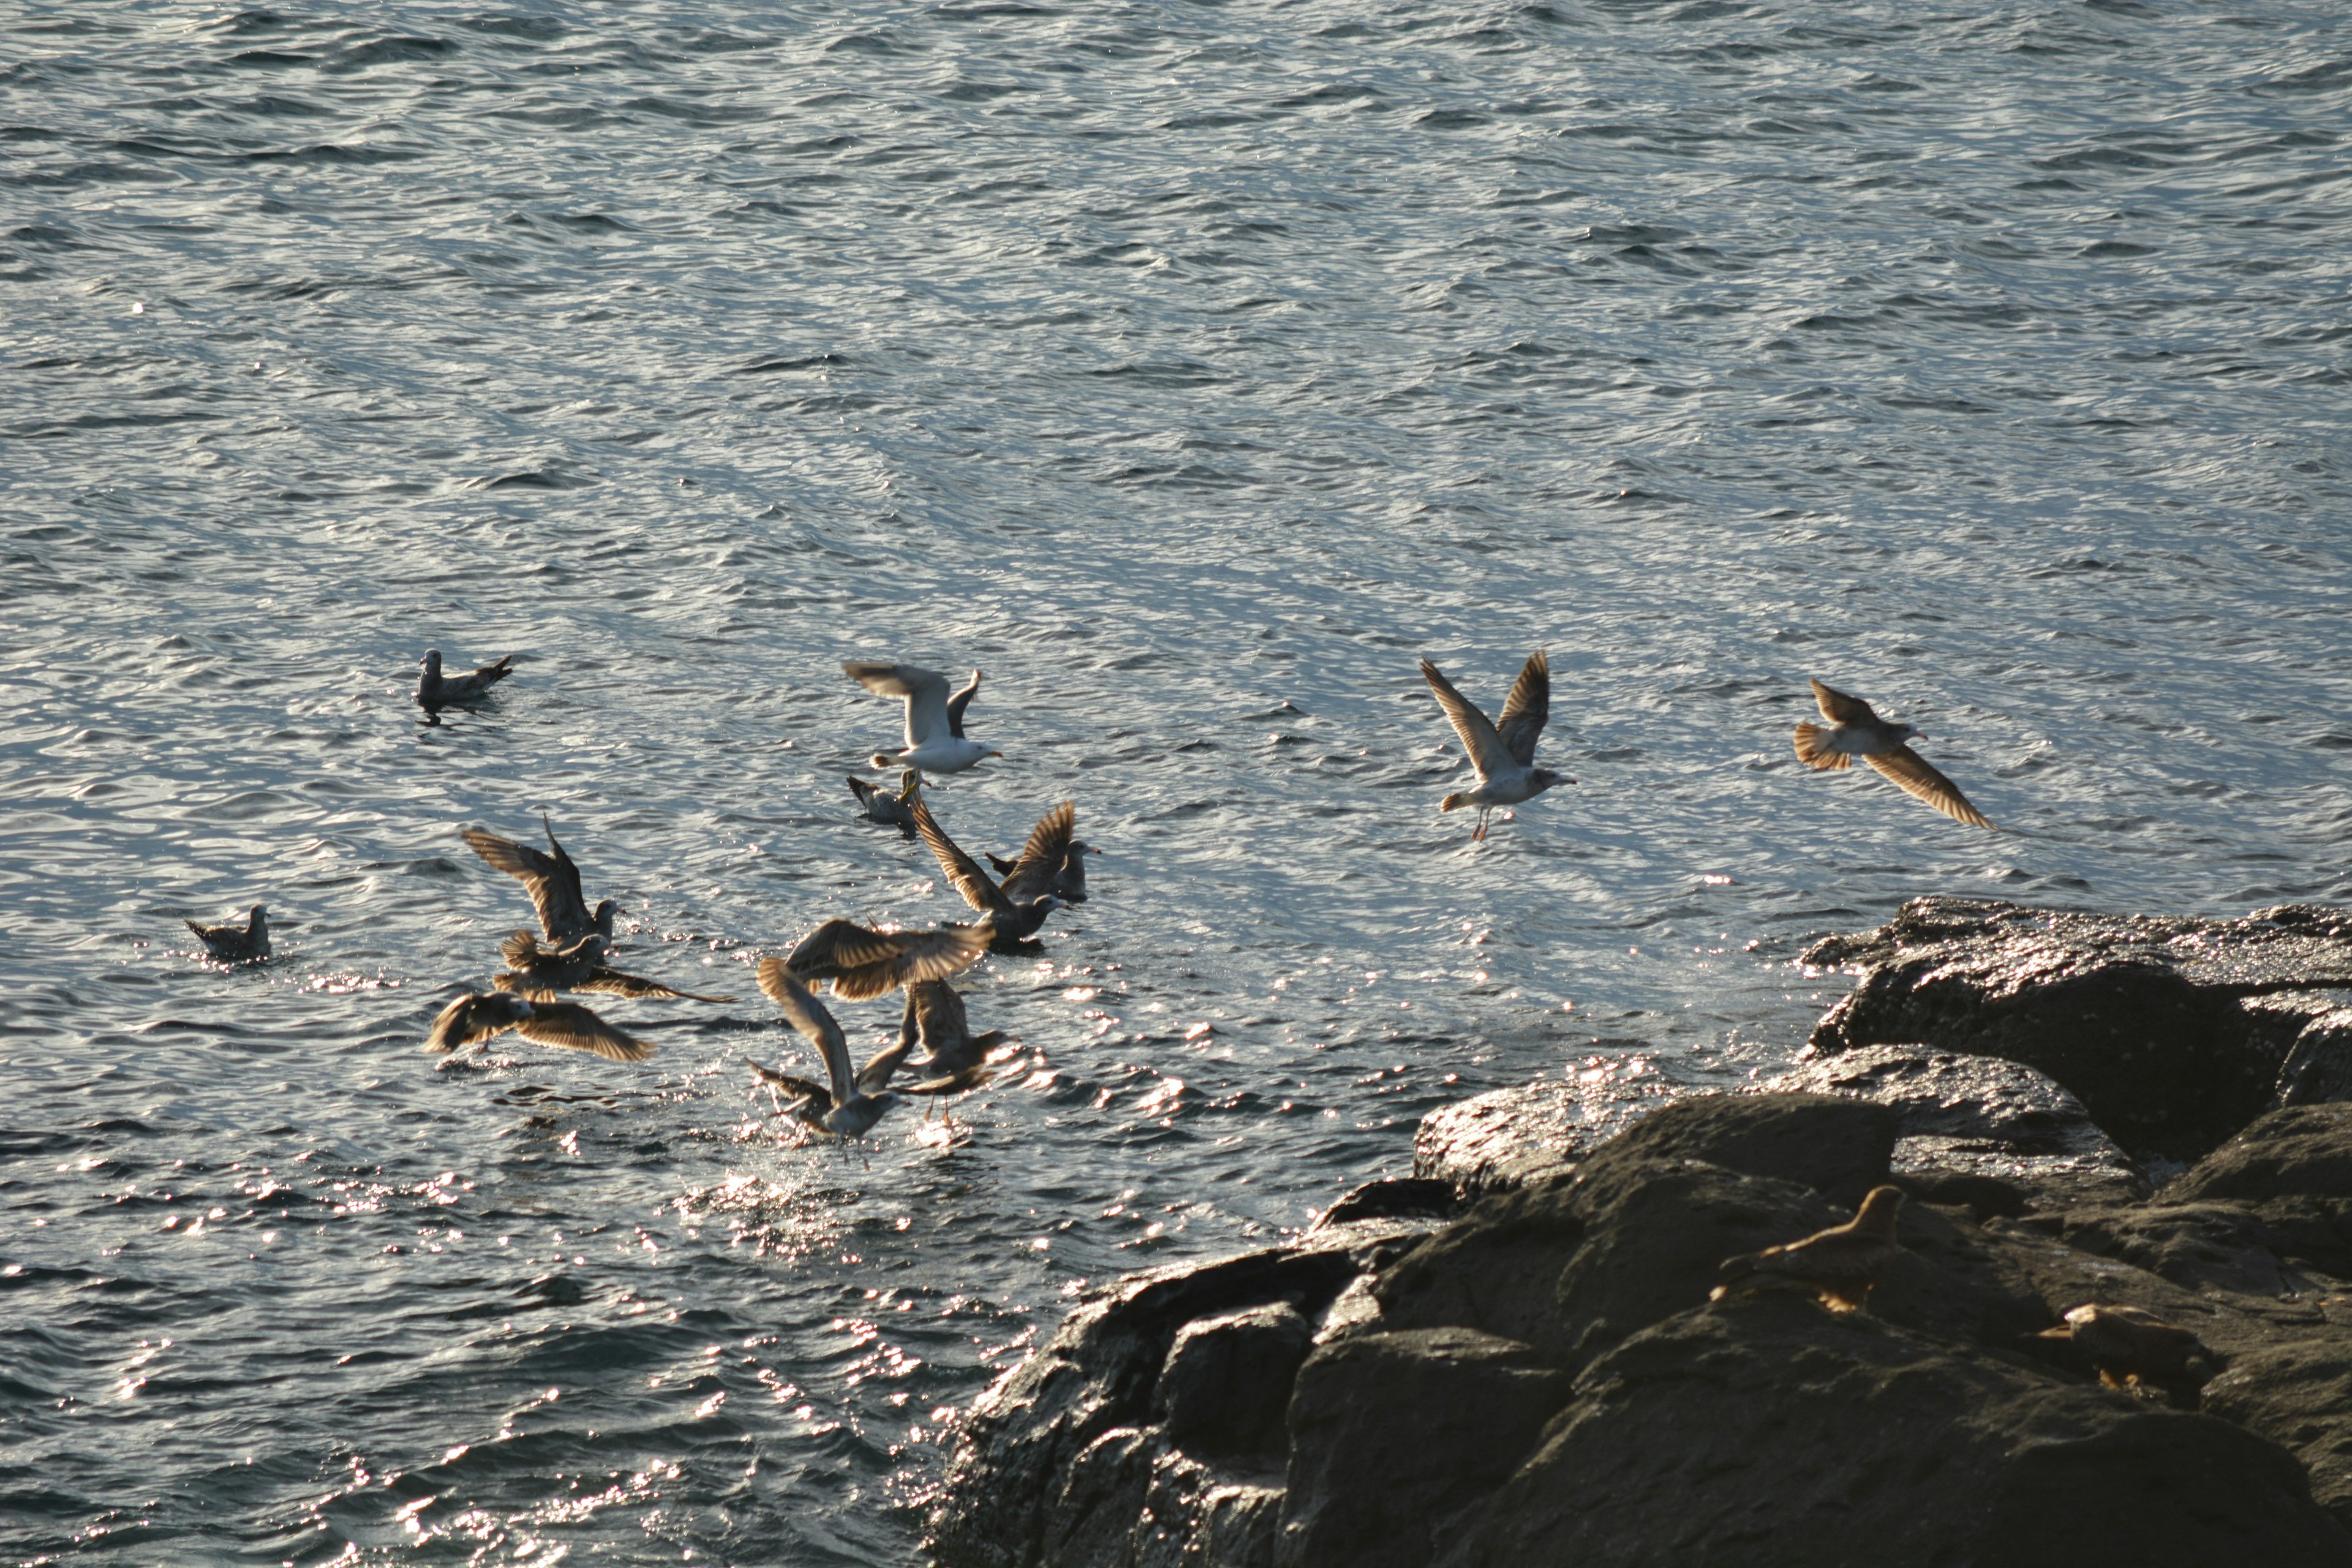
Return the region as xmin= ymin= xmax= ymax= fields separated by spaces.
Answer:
xmin=926 ymin=899 xmax=2352 ymax=1566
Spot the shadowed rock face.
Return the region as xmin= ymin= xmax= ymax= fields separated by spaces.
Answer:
xmin=1804 ymin=897 xmax=2352 ymax=1161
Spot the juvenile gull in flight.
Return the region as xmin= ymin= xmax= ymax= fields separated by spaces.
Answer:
xmin=462 ymin=816 xmax=618 ymax=943
xmin=846 ymin=770 xmax=923 ymax=837
xmin=912 ymin=797 xmax=1066 ymax=951
xmin=491 ymin=931 xmax=734 ymax=1003
xmin=895 ymin=979 xmax=1016 ymax=1118
xmin=988 ymin=835 xmax=1098 ymax=905
xmin=843 ymin=662 xmax=998 ymax=778
xmin=1419 ymin=649 xmax=1572 ymax=841
xmin=417 ymin=649 xmax=515 ymax=710
xmin=187 ymin=903 xmax=270 ymax=964
xmin=1793 ymin=679 xmax=1994 ymax=829
xmin=1711 ymin=1185 xmax=1906 ymax=1314
xmin=783 ymin=917 xmax=990 ymax=1001
xmin=751 ymin=963 xmax=910 ymax=1142
xmin=424 ymin=990 xmax=653 ymax=1062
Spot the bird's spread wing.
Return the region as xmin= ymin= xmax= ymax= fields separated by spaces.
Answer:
xmin=945 ymin=669 xmax=982 ymax=739
xmin=1494 ymin=649 xmax=1550 ymax=768
xmin=1419 ymin=659 xmax=1513 ymax=781
xmin=911 ymin=979 xmax=969 ymax=1055
xmin=499 ymin=930 xmax=545 ymax=969
xmin=749 ymin=1059 xmax=830 ymax=1106
xmin=538 ymin=817 xmax=595 ymax=935
xmin=845 ymin=662 xmax=951 ymax=748
xmin=428 ymin=995 xmax=511 ymax=1053
xmin=905 ymin=1064 xmax=993 ymax=1097
xmin=513 ymin=1001 xmax=654 ymax=1062
xmin=1809 ymin=679 xmax=1878 ymax=726
xmin=579 ymin=967 xmax=734 ymax=1003
xmin=1868 ymin=746 xmax=1994 ymax=828
xmin=912 ymin=799 xmax=1013 ymax=918
xmin=858 ymin=1031 xmax=914 ymax=1095
xmin=464 ymin=829 xmax=579 ymax=937
xmin=1003 ymin=801 xmax=1075 ymax=894
xmin=756 ymin=959 xmax=856 ymax=1097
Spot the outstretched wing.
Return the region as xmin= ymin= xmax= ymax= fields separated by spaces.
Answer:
xmin=1494 ymin=649 xmax=1550 ymax=767
xmin=1809 ymin=679 xmax=1879 ymax=726
xmin=755 ymin=959 xmax=856 ymax=1098
xmin=857 ymin=1030 xmax=914 ymax=1095
xmin=910 ymin=979 xmax=971 ymax=1057
xmin=945 ymin=669 xmax=982 ymax=739
xmin=1867 ymin=746 xmax=1994 ymax=829
xmin=513 ymin=1001 xmax=654 ymax=1062
xmin=1001 ymin=802 xmax=1075 ymax=897
xmin=748 ymin=1059 xmax=831 ymax=1107
xmin=464 ymin=829 xmax=576 ymax=938
xmin=845 ymin=662 xmax=952 ymax=748
xmin=499 ymin=930 xmax=545 ymax=969
xmin=1419 ymin=659 xmax=1513 ymax=782
xmin=578 ymin=967 xmax=735 ymax=1003
xmin=426 ymin=993 xmax=521 ymax=1053
xmin=911 ymin=799 xmax=1014 ymax=918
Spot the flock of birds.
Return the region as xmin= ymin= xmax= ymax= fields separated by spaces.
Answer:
xmin=182 ymin=644 xmax=2000 ymax=1153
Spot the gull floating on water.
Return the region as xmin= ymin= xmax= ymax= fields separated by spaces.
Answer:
xmin=417 ymin=649 xmax=515 ymax=710
xmin=783 ymin=917 xmax=990 ymax=1001
xmin=1712 ymin=1185 xmax=1906 ymax=1314
xmin=424 ymin=990 xmax=653 ymax=1061
xmin=846 ymin=769 xmax=924 ymax=837
xmin=913 ymin=797 xmax=1066 ymax=951
xmin=1420 ymin=649 xmax=1572 ymax=841
xmin=462 ymin=816 xmax=618 ymax=943
xmin=988 ymin=835 xmax=1098 ymax=905
xmin=895 ymin=979 xmax=1016 ymax=1120
xmin=187 ymin=903 xmax=270 ymax=964
xmin=1793 ymin=679 xmax=1994 ymax=829
xmin=844 ymin=662 xmax=998 ymax=778
xmin=491 ymin=931 xmax=734 ymax=1003
xmin=751 ymin=962 xmax=910 ymax=1142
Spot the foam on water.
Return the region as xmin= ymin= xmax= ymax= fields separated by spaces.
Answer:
xmin=4 ymin=1 xmax=2349 ymax=1560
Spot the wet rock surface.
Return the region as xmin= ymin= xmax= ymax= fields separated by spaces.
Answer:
xmin=1804 ymin=897 xmax=2352 ymax=1161
xmin=930 ymin=905 xmax=2352 ymax=1568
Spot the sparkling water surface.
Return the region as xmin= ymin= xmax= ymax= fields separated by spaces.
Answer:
xmin=5 ymin=0 xmax=2351 ymax=1561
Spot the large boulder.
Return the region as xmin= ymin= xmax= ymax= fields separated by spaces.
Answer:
xmin=1411 ymin=1068 xmax=1679 ymax=1194
xmin=1441 ymin=1295 xmax=2351 ymax=1567
xmin=1804 ymin=898 xmax=2352 ymax=1160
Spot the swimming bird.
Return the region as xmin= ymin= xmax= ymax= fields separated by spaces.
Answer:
xmin=2036 ymin=1303 xmax=2212 ymax=1397
xmin=462 ymin=817 xmax=618 ymax=943
xmin=988 ymin=837 xmax=1098 ymax=904
xmin=424 ymin=990 xmax=653 ymax=1062
xmin=783 ymin=917 xmax=990 ymax=1001
xmin=1711 ymin=1185 xmax=1906 ymax=1314
xmin=911 ymin=797 xmax=1065 ymax=951
xmin=491 ymin=931 xmax=734 ymax=1003
xmin=187 ymin=903 xmax=270 ymax=964
xmin=846 ymin=770 xmax=924 ymax=837
xmin=1793 ymin=680 xmax=1993 ymax=829
xmin=752 ymin=962 xmax=910 ymax=1142
xmin=895 ymin=979 xmax=1016 ymax=1118
xmin=417 ymin=649 xmax=515 ymax=709
xmin=844 ymin=662 xmax=998 ymax=778
xmin=1420 ymin=650 xmax=1572 ymax=842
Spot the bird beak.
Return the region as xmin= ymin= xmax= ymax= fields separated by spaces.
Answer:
xmin=988 ymin=749 xmax=1005 ymax=760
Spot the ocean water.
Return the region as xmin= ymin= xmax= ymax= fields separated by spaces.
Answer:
xmin=4 ymin=0 xmax=2350 ymax=1560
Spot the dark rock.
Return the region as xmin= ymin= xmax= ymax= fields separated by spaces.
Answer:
xmin=2171 ymin=1103 xmax=2352 ymax=1204
xmin=1156 ymin=1303 xmax=1313 ymax=1459
xmin=1765 ymin=1044 xmax=2145 ymax=1201
xmin=1310 ymin=1177 xmax=1457 ymax=1231
xmin=1277 ymin=1327 xmax=1570 ymax=1568
xmin=1576 ymin=1090 xmax=1897 ymax=1204
xmin=1804 ymin=897 xmax=2352 ymax=1160
xmin=2013 ymin=1202 xmax=2320 ymax=1297
xmin=1412 ymin=1071 xmax=1678 ymax=1194
xmin=1441 ymin=1295 xmax=2352 ymax=1567
xmin=2278 ymin=1008 xmax=2352 ymax=1106
xmin=2204 ymin=1342 xmax=2352 ymax=1526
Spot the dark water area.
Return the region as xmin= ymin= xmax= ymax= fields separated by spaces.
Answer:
xmin=3 ymin=1 xmax=2349 ymax=1561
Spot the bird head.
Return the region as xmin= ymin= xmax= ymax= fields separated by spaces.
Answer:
xmin=420 ymin=649 xmax=442 ymax=673
xmin=1530 ymin=769 xmax=1575 ymax=793
xmin=249 ymin=904 xmax=268 ymax=923
xmin=591 ymin=899 xmax=619 ymax=937
xmin=1854 ymin=1185 xmax=1907 ymax=1235
xmin=1893 ymin=723 xmax=1922 ymax=742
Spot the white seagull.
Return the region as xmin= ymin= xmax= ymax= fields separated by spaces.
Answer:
xmin=1419 ymin=649 xmax=1573 ymax=841
xmin=843 ymin=662 xmax=997 ymax=779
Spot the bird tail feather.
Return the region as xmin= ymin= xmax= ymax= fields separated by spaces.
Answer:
xmin=1439 ymin=792 xmax=1471 ymax=813
xmin=1792 ymin=723 xmax=1851 ymax=770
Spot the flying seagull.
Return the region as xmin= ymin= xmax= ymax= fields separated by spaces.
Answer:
xmin=2035 ymin=1303 xmax=2212 ymax=1398
xmin=846 ymin=770 xmax=924 ymax=837
xmin=911 ymin=797 xmax=1065 ymax=951
xmin=751 ymin=963 xmax=910 ymax=1142
xmin=783 ymin=917 xmax=990 ymax=1001
xmin=895 ymin=979 xmax=1016 ymax=1120
xmin=1419 ymin=650 xmax=1573 ymax=841
xmin=424 ymin=990 xmax=653 ymax=1062
xmin=843 ymin=662 xmax=997 ymax=778
xmin=491 ymin=931 xmax=734 ymax=1003
xmin=1793 ymin=680 xmax=1993 ymax=829
xmin=462 ymin=817 xmax=618 ymax=943
xmin=1711 ymin=1185 xmax=1906 ymax=1314
xmin=417 ymin=649 xmax=515 ymax=709
xmin=187 ymin=904 xmax=270 ymax=964
xmin=987 ymin=836 xmax=1098 ymax=904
